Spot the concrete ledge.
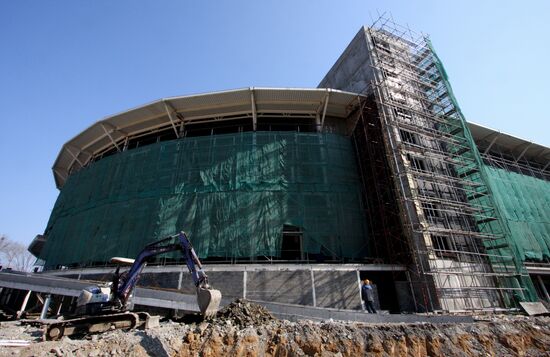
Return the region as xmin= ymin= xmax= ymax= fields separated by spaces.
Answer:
xmin=253 ymin=300 xmax=474 ymax=324
xmin=44 ymin=263 xmax=407 ymax=276
xmin=0 ymin=272 xmax=201 ymax=313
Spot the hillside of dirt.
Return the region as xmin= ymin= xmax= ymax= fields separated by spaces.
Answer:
xmin=0 ymin=300 xmax=549 ymax=357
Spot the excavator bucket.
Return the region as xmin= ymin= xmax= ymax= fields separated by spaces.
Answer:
xmin=197 ymin=287 xmax=222 ymax=318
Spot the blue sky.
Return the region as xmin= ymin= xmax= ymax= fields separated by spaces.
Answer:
xmin=1 ymin=1 xmax=549 ymax=245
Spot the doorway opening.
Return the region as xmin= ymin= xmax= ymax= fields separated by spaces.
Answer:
xmin=281 ymin=225 xmax=303 ymax=260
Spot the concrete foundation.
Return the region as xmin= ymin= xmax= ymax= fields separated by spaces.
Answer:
xmin=46 ymin=264 xmax=405 ymax=311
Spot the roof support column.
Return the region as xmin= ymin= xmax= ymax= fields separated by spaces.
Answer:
xmin=483 ymin=133 xmax=500 ymax=155
xmin=54 ymin=168 xmax=68 ymax=181
xmin=251 ymin=89 xmax=257 ymax=131
xmin=163 ymin=101 xmax=181 ymax=139
xmin=67 ymin=144 xmax=93 ymax=166
xmin=177 ymin=114 xmax=186 ymax=137
xmin=100 ymin=123 xmax=122 ymax=152
xmin=315 ymin=113 xmax=321 ymax=132
xmin=514 ymin=143 xmax=532 ymax=163
xmin=65 ymin=146 xmax=85 ymax=167
xmin=320 ymin=90 xmax=330 ymax=131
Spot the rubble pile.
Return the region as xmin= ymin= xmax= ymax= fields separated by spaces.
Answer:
xmin=214 ymin=299 xmax=276 ymax=327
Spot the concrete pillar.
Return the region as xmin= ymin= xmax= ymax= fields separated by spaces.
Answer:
xmin=56 ymin=296 xmax=65 ymax=315
xmin=16 ymin=290 xmax=32 ymax=319
xmin=243 ymin=271 xmax=247 ymax=299
xmin=177 ymin=271 xmax=183 ymax=291
xmin=310 ymin=269 xmax=317 ymax=307
xmin=173 ymin=270 xmax=184 ymax=318
xmin=40 ymin=294 xmax=52 ymax=320
xmin=356 ymin=270 xmax=365 ymax=311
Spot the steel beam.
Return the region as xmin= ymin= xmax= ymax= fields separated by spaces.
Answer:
xmin=163 ymin=101 xmax=181 ymax=138
xmin=53 ymin=168 xmax=68 ymax=181
xmin=66 ymin=144 xmax=93 ymax=158
xmin=514 ymin=143 xmax=532 ymax=163
xmin=65 ymin=146 xmax=85 ymax=167
xmin=100 ymin=123 xmax=122 ymax=152
xmin=483 ymin=132 xmax=500 ymax=155
xmin=101 ymin=122 xmax=128 ymax=137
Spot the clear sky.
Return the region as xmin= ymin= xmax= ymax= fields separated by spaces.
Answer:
xmin=1 ymin=1 xmax=549 ymax=246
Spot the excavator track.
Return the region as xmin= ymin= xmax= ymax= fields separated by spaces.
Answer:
xmin=43 ymin=312 xmax=141 ymax=341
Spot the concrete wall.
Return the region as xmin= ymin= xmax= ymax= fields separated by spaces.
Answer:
xmin=318 ymin=26 xmax=374 ymax=94
xmin=66 ymin=265 xmax=389 ymax=311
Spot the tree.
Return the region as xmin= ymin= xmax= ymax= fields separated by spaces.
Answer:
xmin=0 ymin=234 xmax=36 ymax=272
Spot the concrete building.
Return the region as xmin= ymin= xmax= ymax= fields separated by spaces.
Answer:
xmin=29 ymin=18 xmax=550 ymax=313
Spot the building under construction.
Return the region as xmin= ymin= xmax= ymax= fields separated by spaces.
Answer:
xmin=25 ymin=18 xmax=550 ymax=313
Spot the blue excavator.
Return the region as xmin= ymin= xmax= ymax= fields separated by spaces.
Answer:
xmin=43 ymin=231 xmax=222 ymax=340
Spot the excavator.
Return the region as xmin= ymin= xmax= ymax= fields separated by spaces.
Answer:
xmin=43 ymin=231 xmax=222 ymax=340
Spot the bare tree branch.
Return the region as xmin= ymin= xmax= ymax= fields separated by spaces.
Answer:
xmin=0 ymin=234 xmax=35 ymax=272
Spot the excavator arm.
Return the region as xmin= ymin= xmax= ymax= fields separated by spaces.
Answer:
xmin=114 ymin=231 xmax=221 ymax=316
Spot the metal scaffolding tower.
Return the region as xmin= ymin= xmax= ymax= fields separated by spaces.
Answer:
xmin=360 ymin=15 xmax=535 ymax=312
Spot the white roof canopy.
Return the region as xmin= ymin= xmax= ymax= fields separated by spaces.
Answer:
xmin=52 ymin=87 xmax=363 ymax=188
xmin=468 ymin=122 xmax=550 ymax=169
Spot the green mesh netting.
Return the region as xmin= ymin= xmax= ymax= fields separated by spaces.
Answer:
xmin=427 ymin=39 xmax=539 ymax=302
xmin=40 ymin=132 xmax=368 ymax=268
xmin=483 ymin=166 xmax=550 ymax=262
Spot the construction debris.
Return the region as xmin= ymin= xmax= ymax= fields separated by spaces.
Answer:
xmin=519 ymin=301 xmax=549 ymax=316
xmin=0 ymin=340 xmax=30 ymax=347
xmin=214 ymin=298 xmax=276 ymax=327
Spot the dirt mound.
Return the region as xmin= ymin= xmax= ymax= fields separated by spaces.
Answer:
xmin=215 ymin=298 xmax=276 ymax=327
xmin=1 ymin=314 xmax=549 ymax=356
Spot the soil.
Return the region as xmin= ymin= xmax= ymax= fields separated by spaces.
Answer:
xmin=0 ymin=299 xmax=549 ymax=357
xmin=213 ymin=299 xmax=276 ymax=327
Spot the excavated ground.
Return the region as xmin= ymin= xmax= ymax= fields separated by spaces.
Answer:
xmin=0 ymin=299 xmax=549 ymax=356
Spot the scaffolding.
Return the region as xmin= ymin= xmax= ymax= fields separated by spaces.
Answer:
xmin=360 ymin=15 xmax=537 ymax=311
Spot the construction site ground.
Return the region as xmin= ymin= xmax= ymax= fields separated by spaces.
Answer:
xmin=0 ymin=300 xmax=549 ymax=357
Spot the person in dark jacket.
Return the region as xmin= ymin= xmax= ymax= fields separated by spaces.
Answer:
xmin=361 ymin=279 xmax=377 ymax=313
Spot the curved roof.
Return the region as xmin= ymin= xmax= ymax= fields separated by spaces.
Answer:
xmin=468 ymin=122 xmax=550 ymax=169
xmin=53 ymin=87 xmax=364 ymax=188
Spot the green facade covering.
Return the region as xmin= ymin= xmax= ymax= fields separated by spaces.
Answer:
xmin=428 ymin=39 xmax=539 ymax=302
xmin=41 ymin=132 xmax=368 ymax=268
xmin=483 ymin=165 xmax=550 ymax=262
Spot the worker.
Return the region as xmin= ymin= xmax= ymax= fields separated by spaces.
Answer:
xmin=361 ymin=279 xmax=377 ymax=313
